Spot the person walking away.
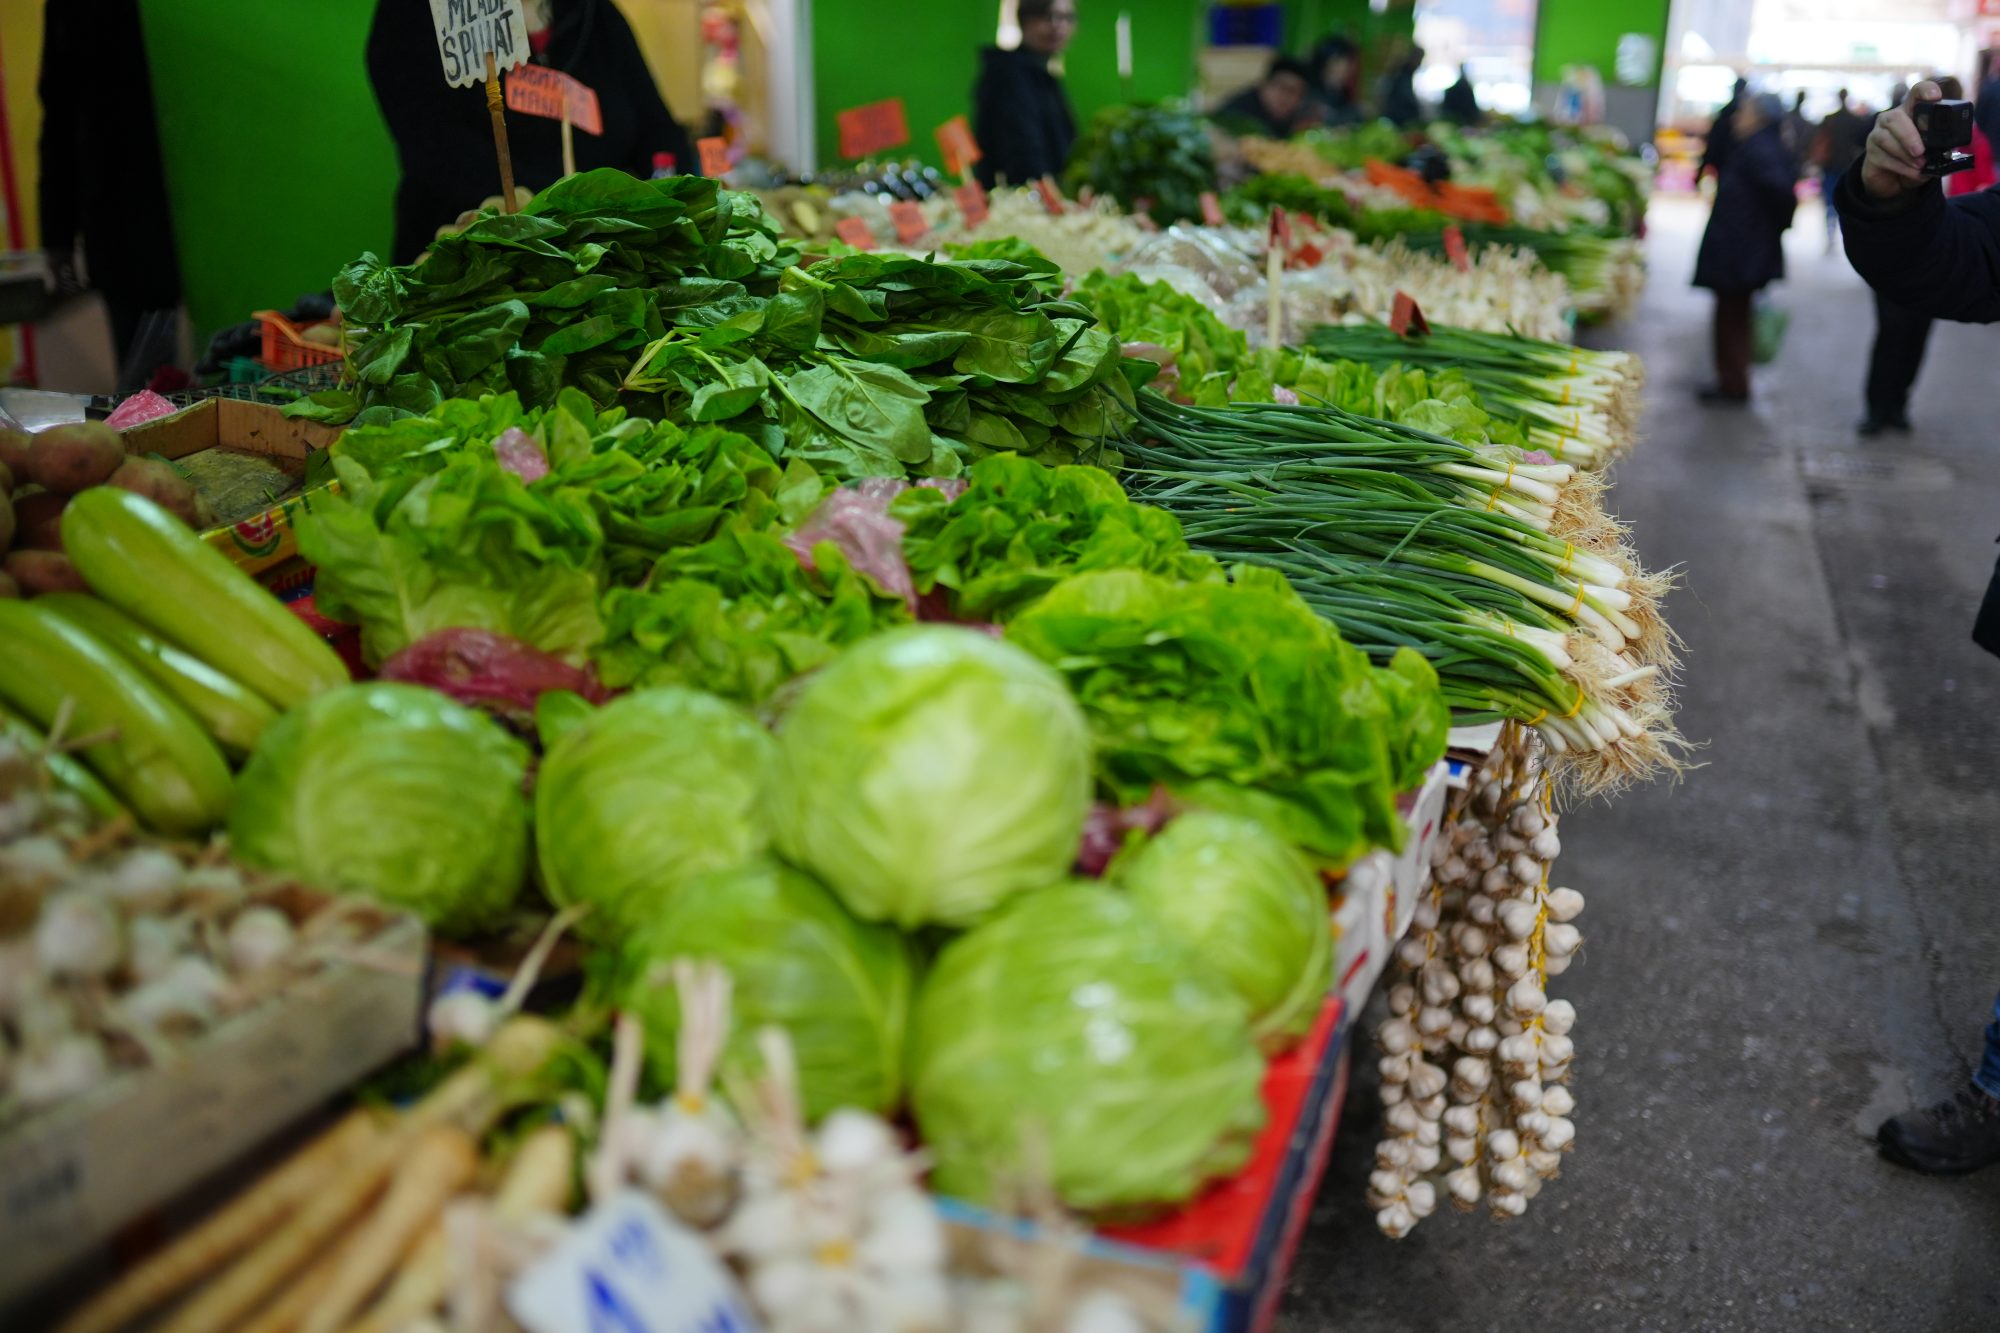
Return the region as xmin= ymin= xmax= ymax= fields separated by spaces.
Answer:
xmin=1783 ymin=90 xmax=1811 ymax=168
xmin=368 ymin=0 xmax=695 ymax=265
xmin=1311 ymin=35 xmax=1364 ymax=128
xmin=1700 ymin=77 xmax=1750 ymax=184
xmin=38 ymin=0 xmax=183 ymax=392
xmin=1838 ymin=78 xmax=2000 ymax=1174
xmin=1379 ymin=44 xmax=1425 ymax=128
xmin=1212 ymin=57 xmax=1317 ymax=140
xmin=1442 ymin=64 xmax=1481 ymax=126
xmin=972 ymin=0 xmax=1079 ymax=190
xmin=1855 ymin=75 xmax=1968 ymax=437
xmin=1692 ymin=94 xmax=1797 ymax=404
xmin=1815 ymin=88 xmax=1867 ymax=252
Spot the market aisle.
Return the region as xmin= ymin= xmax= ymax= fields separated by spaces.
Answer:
xmin=1285 ymin=197 xmax=2000 ymax=1332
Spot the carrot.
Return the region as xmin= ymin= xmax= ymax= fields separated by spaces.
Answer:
xmin=349 ymin=1124 xmax=576 ymax=1333
xmin=52 ymin=1111 xmax=381 ymax=1333
xmin=297 ymin=1124 xmax=480 ymax=1333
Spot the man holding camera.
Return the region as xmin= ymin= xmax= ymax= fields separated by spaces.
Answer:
xmin=1836 ymin=81 xmax=2000 ymax=1174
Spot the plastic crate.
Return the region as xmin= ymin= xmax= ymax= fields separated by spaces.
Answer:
xmin=254 ymin=309 xmax=344 ymax=372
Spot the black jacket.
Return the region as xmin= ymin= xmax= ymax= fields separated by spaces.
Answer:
xmin=1692 ymin=123 xmax=1796 ymax=293
xmin=367 ymin=0 xmax=694 ymax=263
xmin=972 ymin=46 xmax=1075 ymax=190
xmin=1700 ymin=97 xmax=1742 ymax=179
xmin=1212 ymin=86 xmax=1299 ymax=140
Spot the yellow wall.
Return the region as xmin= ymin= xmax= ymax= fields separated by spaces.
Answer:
xmin=613 ymin=0 xmax=705 ymax=129
xmin=0 ymin=2 xmax=45 ymax=381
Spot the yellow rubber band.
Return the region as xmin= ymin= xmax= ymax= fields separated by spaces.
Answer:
xmin=1525 ymin=706 xmax=1548 ymax=725
xmin=1562 ymin=688 xmax=1585 ymax=719
xmin=1560 ymin=383 xmax=1571 ymax=405
xmin=1564 ymin=583 xmax=1587 ymax=616
xmin=1557 ymin=543 xmax=1576 ymax=575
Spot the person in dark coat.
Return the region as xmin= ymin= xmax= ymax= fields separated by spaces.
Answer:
xmin=1378 ymin=45 xmax=1425 ymax=128
xmin=1836 ymin=78 xmax=2000 ymax=1179
xmin=38 ymin=0 xmax=182 ymax=390
xmin=1442 ymin=64 xmax=1481 ymax=126
xmin=1310 ymin=35 xmax=1364 ymax=128
xmin=1692 ymin=93 xmax=1797 ymax=403
xmin=1211 ymin=56 xmax=1316 ymax=140
xmin=367 ymin=0 xmax=695 ymax=264
xmin=972 ymin=0 xmax=1078 ymax=191
xmin=1699 ymin=77 xmax=1749 ymax=183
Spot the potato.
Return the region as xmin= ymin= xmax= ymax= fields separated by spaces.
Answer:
xmin=0 ymin=428 xmax=29 ymax=481
xmin=107 ymin=457 xmax=202 ymax=528
xmin=3 ymin=549 xmax=88 ymax=596
xmin=0 ymin=491 xmax=12 ymax=550
xmin=0 ymin=572 xmax=17 ymax=599
xmin=12 ymin=491 xmax=67 ymax=551
xmin=30 ymin=420 xmax=125 ymax=495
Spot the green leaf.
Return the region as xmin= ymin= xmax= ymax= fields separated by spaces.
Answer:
xmin=350 ymin=325 xmax=415 ymax=387
xmin=441 ymin=301 xmax=531 ymax=381
xmin=282 ymin=388 xmax=360 ymax=424
xmin=689 ymin=354 xmax=771 ymax=422
xmin=761 ymin=287 xmax=825 ymax=352
xmin=784 ymin=361 xmax=934 ymax=466
xmin=830 ymin=324 xmax=971 ymax=370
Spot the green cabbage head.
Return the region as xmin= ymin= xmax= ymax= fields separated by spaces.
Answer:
xmin=229 ymin=682 xmax=528 ymax=933
xmin=1116 ymin=811 xmax=1332 ymax=1052
xmin=908 ymin=882 xmax=1266 ymax=1214
xmin=618 ymin=859 xmax=914 ymax=1118
xmin=767 ymin=626 xmax=1092 ymax=929
xmin=536 ymin=688 xmax=775 ymax=940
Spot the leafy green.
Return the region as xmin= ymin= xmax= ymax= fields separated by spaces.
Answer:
xmin=1074 ymin=272 xmax=1246 ymax=387
xmin=1064 ymin=101 xmax=1218 ymax=227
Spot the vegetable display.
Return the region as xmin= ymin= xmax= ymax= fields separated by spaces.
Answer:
xmin=1063 ymin=101 xmax=1217 ymax=227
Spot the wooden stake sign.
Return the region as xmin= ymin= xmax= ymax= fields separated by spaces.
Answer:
xmin=430 ymin=0 xmax=530 ymax=211
xmin=888 ymin=201 xmax=929 ymax=245
xmin=696 ymin=136 xmax=733 ymax=178
xmin=1443 ymin=224 xmax=1471 ymax=272
xmin=1389 ymin=291 xmax=1431 ymax=337
xmin=954 ymin=181 xmax=989 ymax=228
xmin=935 ymin=116 xmax=982 ymax=179
xmin=836 ymin=99 xmax=910 ymax=159
xmin=833 ymin=217 xmax=878 ymax=250
xmin=506 ymin=65 xmax=601 ymax=178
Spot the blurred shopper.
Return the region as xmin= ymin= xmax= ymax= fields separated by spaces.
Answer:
xmin=1839 ymin=79 xmax=2000 ymax=1174
xmin=1213 ymin=56 xmax=1317 ymax=140
xmin=1854 ymin=76 xmax=1967 ymax=437
xmin=1783 ymin=90 xmax=1811 ymax=168
xmin=38 ymin=0 xmax=183 ymax=390
xmin=1311 ymin=35 xmax=1364 ymax=128
xmin=1379 ymin=44 xmax=1425 ymax=128
xmin=368 ymin=0 xmax=695 ymax=264
xmin=1815 ymin=88 xmax=1868 ymax=251
xmin=1699 ymin=78 xmax=1750 ymax=183
xmin=1692 ymin=93 xmax=1797 ymax=404
xmin=1442 ymin=64 xmax=1481 ymax=126
xmin=973 ymin=0 xmax=1079 ymax=190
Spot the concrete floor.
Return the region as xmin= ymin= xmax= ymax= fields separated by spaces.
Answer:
xmin=1284 ymin=197 xmax=2000 ymax=1332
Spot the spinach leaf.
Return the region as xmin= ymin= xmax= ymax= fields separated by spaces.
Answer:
xmin=783 ymin=361 xmax=934 ymax=466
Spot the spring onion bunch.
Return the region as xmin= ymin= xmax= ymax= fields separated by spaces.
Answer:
xmin=1402 ymin=227 xmax=1643 ymax=322
xmin=1307 ymin=323 xmax=1645 ymax=469
xmin=1124 ymin=393 xmax=1684 ymax=794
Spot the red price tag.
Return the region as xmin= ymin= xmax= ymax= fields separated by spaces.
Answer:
xmin=833 ymin=216 xmax=878 ymax=250
xmin=505 ymin=66 xmax=602 ymax=134
xmin=1036 ymin=176 xmax=1067 ymax=215
xmin=1268 ymin=206 xmax=1294 ymax=250
xmin=837 ymin=98 xmax=910 ymax=159
xmin=1200 ymin=191 xmax=1224 ymax=226
xmin=935 ymin=115 xmax=982 ymax=176
xmin=954 ymin=181 xmax=989 ymax=227
xmin=1290 ymin=241 xmax=1326 ymax=269
xmin=1389 ymin=291 xmax=1431 ymax=338
xmin=888 ymin=201 xmax=929 ymax=245
xmin=1443 ymin=224 xmax=1470 ymax=272
xmin=696 ymin=136 xmax=732 ymax=177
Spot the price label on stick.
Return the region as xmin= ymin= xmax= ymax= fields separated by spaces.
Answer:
xmin=1389 ymin=290 xmax=1432 ymax=338
xmin=696 ymin=136 xmax=732 ymax=177
xmin=505 ymin=65 xmax=602 ymax=133
xmin=833 ymin=216 xmax=878 ymax=250
xmin=935 ymin=115 xmax=982 ymax=177
xmin=509 ymin=1191 xmax=757 ymax=1333
xmin=428 ymin=0 xmax=529 ymax=87
xmin=1443 ymin=224 xmax=1470 ymax=272
xmin=954 ymin=181 xmax=989 ymax=227
xmin=837 ymin=98 xmax=910 ymax=159
xmin=1268 ymin=205 xmax=1294 ymax=251
xmin=1200 ymin=191 xmax=1225 ymax=226
xmin=888 ymin=200 xmax=929 ymax=245
xmin=1291 ymin=241 xmax=1326 ymax=269
xmin=1036 ymin=176 xmax=1067 ymax=215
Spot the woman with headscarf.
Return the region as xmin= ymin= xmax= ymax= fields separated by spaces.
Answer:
xmin=973 ymin=0 xmax=1079 ymax=190
xmin=1692 ymin=92 xmax=1797 ymax=403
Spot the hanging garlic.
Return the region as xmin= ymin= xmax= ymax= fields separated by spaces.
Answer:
xmin=1546 ymin=887 xmax=1585 ymax=922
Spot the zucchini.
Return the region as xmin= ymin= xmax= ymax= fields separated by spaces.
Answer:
xmin=36 ymin=593 xmax=279 ymax=757
xmin=61 ymin=488 xmax=348 ymax=711
xmin=0 ymin=601 xmax=231 ymax=834
xmin=0 ymin=700 xmax=129 ymax=821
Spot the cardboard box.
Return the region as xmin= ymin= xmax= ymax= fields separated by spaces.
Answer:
xmin=122 ymin=398 xmax=343 ymax=578
xmin=0 ymin=901 xmax=426 ymax=1300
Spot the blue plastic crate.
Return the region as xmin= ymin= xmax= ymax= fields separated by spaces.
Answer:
xmin=1208 ymin=4 xmax=1282 ymax=47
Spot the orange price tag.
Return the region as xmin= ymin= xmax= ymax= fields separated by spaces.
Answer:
xmin=1389 ymin=291 xmax=1431 ymax=338
xmin=888 ymin=200 xmax=929 ymax=245
xmin=505 ymin=65 xmax=602 ymax=134
xmin=1200 ymin=191 xmax=1224 ymax=226
xmin=1290 ymin=241 xmax=1326 ymax=269
xmin=1035 ymin=176 xmax=1067 ymax=215
xmin=833 ymin=216 xmax=878 ymax=250
xmin=696 ymin=136 xmax=732 ymax=177
xmin=954 ymin=181 xmax=989 ymax=227
xmin=1443 ymin=224 xmax=1470 ymax=272
xmin=837 ymin=98 xmax=910 ymax=159
xmin=934 ymin=115 xmax=982 ymax=176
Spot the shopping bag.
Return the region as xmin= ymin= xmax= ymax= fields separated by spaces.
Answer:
xmin=1752 ymin=299 xmax=1789 ymax=364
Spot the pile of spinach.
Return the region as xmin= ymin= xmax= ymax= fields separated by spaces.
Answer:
xmin=293 ymin=171 xmax=794 ymax=427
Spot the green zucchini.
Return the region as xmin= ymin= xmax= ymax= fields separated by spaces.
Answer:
xmin=35 ymin=592 xmax=279 ymax=757
xmin=0 ymin=601 xmax=231 ymax=834
xmin=61 ymin=488 xmax=348 ymax=711
xmin=0 ymin=699 xmax=129 ymax=821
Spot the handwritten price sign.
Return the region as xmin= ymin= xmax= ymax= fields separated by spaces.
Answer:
xmin=429 ymin=0 xmax=528 ymax=87
xmin=696 ymin=136 xmax=732 ymax=177
xmin=505 ymin=65 xmax=602 ymax=134
xmin=837 ymin=99 xmax=910 ymax=159
xmin=935 ymin=115 xmax=982 ymax=176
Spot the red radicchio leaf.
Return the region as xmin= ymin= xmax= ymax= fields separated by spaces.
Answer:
xmin=492 ymin=427 xmax=550 ymax=483
xmin=378 ymin=628 xmax=610 ymax=728
xmin=1073 ymin=787 xmax=1179 ymax=877
xmin=784 ymin=478 xmax=968 ymax=612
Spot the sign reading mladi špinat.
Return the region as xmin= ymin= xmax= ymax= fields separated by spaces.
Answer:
xmin=430 ymin=0 xmax=530 ymax=88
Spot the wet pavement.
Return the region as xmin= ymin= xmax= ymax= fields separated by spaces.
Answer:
xmin=1285 ymin=196 xmax=2000 ymax=1332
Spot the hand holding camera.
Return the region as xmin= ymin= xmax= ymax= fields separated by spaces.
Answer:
xmin=1863 ymin=81 xmax=1976 ymax=201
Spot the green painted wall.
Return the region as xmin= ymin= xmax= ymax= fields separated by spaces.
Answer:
xmin=1061 ymin=1 xmax=1205 ymax=130
xmin=138 ymin=0 xmax=396 ymax=341
xmin=1532 ymin=0 xmax=1669 ymax=87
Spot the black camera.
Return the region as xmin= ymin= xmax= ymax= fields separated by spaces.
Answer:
xmin=1914 ymin=97 xmax=1976 ymax=177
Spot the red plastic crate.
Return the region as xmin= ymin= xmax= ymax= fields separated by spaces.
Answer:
xmin=255 ymin=310 xmax=344 ymax=372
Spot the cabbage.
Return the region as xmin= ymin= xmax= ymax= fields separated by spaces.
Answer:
xmin=908 ymin=882 xmax=1265 ymax=1213
xmin=1115 ymin=812 xmax=1332 ymax=1052
xmin=618 ymin=859 xmax=914 ymax=1118
xmin=535 ymin=688 xmax=774 ymax=940
xmin=767 ymin=626 xmax=1092 ymax=929
xmin=229 ymin=683 xmax=528 ymax=933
